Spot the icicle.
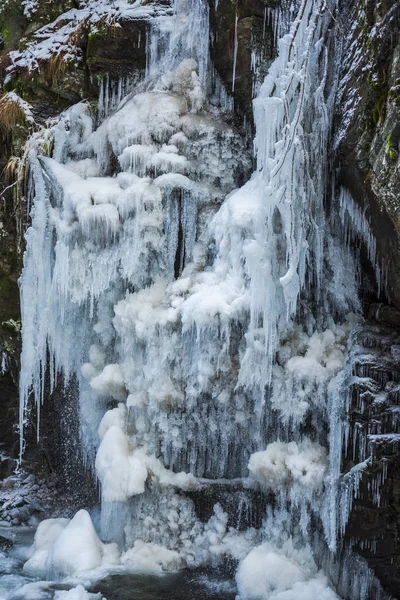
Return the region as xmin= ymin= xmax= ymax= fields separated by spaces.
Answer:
xmin=232 ymin=12 xmax=239 ymax=93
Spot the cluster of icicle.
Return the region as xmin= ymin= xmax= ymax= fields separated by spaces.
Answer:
xmin=18 ymin=0 xmax=385 ymax=598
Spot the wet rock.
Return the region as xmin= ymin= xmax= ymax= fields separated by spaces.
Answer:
xmin=0 ymin=534 xmax=13 ymax=550
xmin=368 ymin=303 xmax=400 ymax=328
xmin=86 ymin=19 xmax=147 ymax=81
xmin=344 ymin=323 xmax=400 ymax=597
xmin=90 ymin=571 xmax=236 ymax=600
xmin=336 ymin=0 xmax=400 ymax=309
xmin=209 ymin=0 xmax=275 ymax=121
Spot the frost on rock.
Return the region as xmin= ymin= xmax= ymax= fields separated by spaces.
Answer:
xmin=21 ymin=0 xmax=38 ymax=19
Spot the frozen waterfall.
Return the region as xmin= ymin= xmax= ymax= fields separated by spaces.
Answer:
xmin=17 ymin=0 xmax=386 ymax=598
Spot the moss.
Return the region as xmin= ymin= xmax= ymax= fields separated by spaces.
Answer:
xmin=361 ymin=142 xmax=371 ymax=153
xmin=1 ymin=27 xmax=9 ymax=44
xmin=0 ymin=0 xmax=25 ymax=50
xmin=386 ymin=134 xmax=395 ymax=160
xmin=369 ymin=86 xmax=389 ymax=127
xmin=86 ymin=27 xmax=108 ymax=62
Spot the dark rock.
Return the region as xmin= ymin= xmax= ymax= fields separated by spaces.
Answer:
xmin=209 ymin=0 xmax=275 ymax=122
xmin=336 ymin=0 xmax=400 ymax=309
xmin=0 ymin=534 xmax=13 ymax=549
xmin=369 ymin=303 xmax=400 ymax=328
xmin=86 ymin=19 xmax=147 ymax=81
xmin=90 ymin=571 xmax=235 ymax=600
xmin=344 ymin=323 xmax=400 ymax=598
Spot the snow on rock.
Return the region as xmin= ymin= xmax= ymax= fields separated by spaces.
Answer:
xmin=248 ymin=440 xmax=328 ymax=493
xmin=21 ymin=0 xmax=39 ymax=18
xmin=7 ymin=0 xmax=171 ymax=75
xmin=0 ymin=472 xmax=59 ymax=526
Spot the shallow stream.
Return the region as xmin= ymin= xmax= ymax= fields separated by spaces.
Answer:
xmin=0 ymin=527 xmax=236 ymax=600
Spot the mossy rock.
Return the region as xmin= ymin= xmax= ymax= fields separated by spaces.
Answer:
xmin=0 ymin=0 xmax=25 ymax=51
xmin=86 ymin=20 xmax=147 ymax=81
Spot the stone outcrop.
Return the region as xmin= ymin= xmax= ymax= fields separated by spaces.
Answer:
xmin=343 ymin=323 xmax=400 ymax=598
xmin=208 ymin=0 xmax=275 ymax=121
xmin=336 ymin=3 xmax=400 ymax=593
xmin=336 ymin=0 xmax=400 ymax=309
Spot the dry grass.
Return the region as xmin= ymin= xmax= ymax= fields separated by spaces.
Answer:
xmin=1 ymin=149 xmax=30 ymax=256
xmin=0 ymin=94 xmax=27 ymax=136
xmin=38 ymin=21 xmax=87 ymax=85
xmin=4 ymin=156 xmax=21 ymax=184
xmin=41 ymin=52 xmax=70 ymax=83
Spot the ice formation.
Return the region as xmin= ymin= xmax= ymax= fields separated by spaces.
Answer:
xmin=24 ymin=511 xmax=119 ymax=580
xmin=236 ymin=542 xmax=340 ymax=600
xmin=54 ymin=587 xmax=102 ymax=600
xmin=17 ymin=0 xmax=386 ymax=597
xmin=248 ymin=440 xmax=328 ymax=493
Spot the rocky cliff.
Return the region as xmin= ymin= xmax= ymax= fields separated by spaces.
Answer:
xmin=335 ymin=2 xmax=400 ymax=596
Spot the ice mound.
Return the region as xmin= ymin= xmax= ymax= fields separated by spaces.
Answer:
xmin=23 ymin=518 xmax=70 ymax=578
xmin=120 ymin=540 xmax=181 ymax=572
xmin=248 ymin=440 xmax=328 ymax=492
xmin=98 ymin=404 xmax=126 ymax=440
xmin=236 ymin=542 xmax=339 ymax=600
xmin=95 ymin=426 xmax=149 ymax=501
xmin=95 ymin=418 xmax=197 ymax=502
xmin=23 ymin=510 xmax=118 ymax=580
xmin=54 ymin=585 xmax=102 ymax=600
xmin=90 ymin=364 xmax=127 ymax=400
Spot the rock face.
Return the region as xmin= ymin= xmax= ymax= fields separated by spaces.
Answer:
xmin=208 ymin=0 xmax=275 ymax=120
xmin=336 ymin=0 xmax=400 ymax=309
xmin=336 ymin=3 xmax=400 ymax=593
xmin=343 ymin=323 xmax=400 ymax=598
